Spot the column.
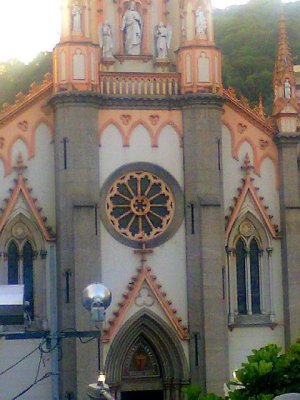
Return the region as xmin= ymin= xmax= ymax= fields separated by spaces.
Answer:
xmin=182 ymin=94 xmax=228 ymax=393
xmin=51 ymin=93 xmax=101 ymax=398
xmin=276 ymin=135 xmax=300 ymax=346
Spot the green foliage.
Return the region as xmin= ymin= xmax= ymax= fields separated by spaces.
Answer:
xmin=182 ymin=341 xmax=300 ymax=400
xmin=202 ymin=394 xmax=223 ymax=400
xmin=0 ymin=52 xmax=52 ymax=108
xmin=182 ymin=385 xmax=223 ymax=400
xmin=182 ymin=384 xmax=203 ymax=400
xmin=227 ymin=339 xmax=300 ymax=400
xmin=214 ymin=0 xmax=300 ymax=113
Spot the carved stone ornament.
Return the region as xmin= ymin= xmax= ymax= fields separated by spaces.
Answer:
xmin=121 ymin=1 xmax=143 ymax=55
xmin=135 ymin=285 xmax=155 ymax=307
xmin=12 ymin=222 xmax=29 ymax=240
xmin=239 ymin=221 xmax=255 ymax=238
xmin=105 ymin=170 xmax=175 ymax=243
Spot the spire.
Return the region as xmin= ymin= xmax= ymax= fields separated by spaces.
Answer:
xmin=272 ymin=11 xmax=299 ymax=131
xmin=273 ymin=12 xmax=296 ymax=97
xmin=275 ymin=14 xmax=294 ymax=75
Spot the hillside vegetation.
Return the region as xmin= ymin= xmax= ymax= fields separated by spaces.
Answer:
xmin=0 ymin=0 xmax=300 ymax=114
xmin=214 ymin=0 xmax=300 ymax=112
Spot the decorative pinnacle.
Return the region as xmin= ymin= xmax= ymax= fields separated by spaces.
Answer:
xmin=134 ymin=242 xmax=153 ymax=268
xmin=274 ymin=13 xmax=294 ymax=80
xmin=258 ymin=94 xmax=265 ymax=118
xmin=14 ymin=153 xmax=27 ymax=175
xmin=241 ymin=153 xmax=253 ymax=175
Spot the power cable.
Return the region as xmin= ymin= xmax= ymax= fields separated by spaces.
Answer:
xmin=10 ymin=373 xmax=58 ymax=400
xmin=0 ymin=342 xmax=42 ymax=377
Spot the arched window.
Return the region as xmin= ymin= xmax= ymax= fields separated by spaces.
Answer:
xmin=23 ymin=241 xmax=34 ymax=319
xmin=250 ymin=239 xmax=260 ymax=314
xmin=227 ymin=217 xmax=275 ymax=327
xmin=8 ymin=241 xmax=19 ymax=285
xmin=235 ymin=237 xmax=261 ymax=316
xmin=6 ymin=240 xmax=35 ymax=320
xmin=236 ymin=239 xmax=247 ymax=315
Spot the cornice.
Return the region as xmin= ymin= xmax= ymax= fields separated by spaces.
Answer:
xmin=0 ymin=74 xmax=53 ymax=127
xmin=274 ymin=133 xmax=300 ymax=146
xmin=223 ymin=88 xmax=276 ymax=136
xmin=49 ymin=91 xmax=225 ymax=110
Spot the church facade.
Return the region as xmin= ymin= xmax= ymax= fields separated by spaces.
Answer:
xmin=0 ymin=1 xmax=299 ymax=399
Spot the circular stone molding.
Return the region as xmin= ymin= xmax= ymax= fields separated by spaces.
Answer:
xmin=100 ymin=163 xmax=184 ymax=249
xmin=239 ymin=220 xmax=255 ymax=238
xmin=12 ymin=223 xmax=28 ymax=240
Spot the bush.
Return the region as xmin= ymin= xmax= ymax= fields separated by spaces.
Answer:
xmin=227 ymin=339 xmax=300 ymax=400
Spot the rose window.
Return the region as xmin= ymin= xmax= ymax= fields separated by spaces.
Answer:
xmin=105 ymin=171 xmax=175 ymax=242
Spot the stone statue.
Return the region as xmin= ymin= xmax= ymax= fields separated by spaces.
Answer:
xmin=155 ymin=23 xmax=172 ymax=59
xmin=284 ymin=78 xmax=292 ymax=99
xmin=72 ymin=1 xmax=82 ymax=33
xmin=99 ymin=22 xmax=114 ymax=58
xmin=195 ymin=7 xmax=207 ymax=35
xmin=121 ymin=1 xmax=143 ymax=55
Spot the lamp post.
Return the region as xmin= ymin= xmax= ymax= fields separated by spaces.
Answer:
xmin=82 ymin=283 xmax=114 ymax=400
xmin=87 ymin=373 xmax=115 ymax=400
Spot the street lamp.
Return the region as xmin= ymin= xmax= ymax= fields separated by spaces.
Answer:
xmin=82 ymin=283 xmax=114 ymax=400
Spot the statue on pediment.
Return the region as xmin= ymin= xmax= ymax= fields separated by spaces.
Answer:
xmin=121 ymin=1 xmax=143 ymax=55
xmin=195 ymin=7 xmax=207 ymax=35
xmin=284 ymin=78 xmax=292 ymax=99
xmin=155 ymin=23 xmax=172 ymax=59
xmin=72 ymin=1 xmax=82 ymax=33
xmin=99 ymin=22 xmax=114 ymax=58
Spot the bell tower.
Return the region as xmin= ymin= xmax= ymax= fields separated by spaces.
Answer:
xmin=51 ymin=1 xmax=103 ymax=399
xmin=274 ymin=13 xmax=300 ymax=347
xmin=180 ymin=0 xmax=228 ymax=393
xmin=53 ymin=0 xmax=100 ymax=92
xmin=177 ymin=0 xmax=222 ymax=94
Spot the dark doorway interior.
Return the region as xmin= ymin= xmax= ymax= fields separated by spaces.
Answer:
xmin=122 ymin=390 xmax=164 ymax=400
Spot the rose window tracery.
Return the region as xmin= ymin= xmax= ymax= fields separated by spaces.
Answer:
xmin=105 ymin=171 xmax=175 ymax=242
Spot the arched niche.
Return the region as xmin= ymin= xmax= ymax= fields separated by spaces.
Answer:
xmin=105 ymin=309 xmax=189 ymax=397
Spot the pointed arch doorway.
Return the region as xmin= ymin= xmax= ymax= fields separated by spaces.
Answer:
xmin=105 ymin=310 xmax=189 ymax=400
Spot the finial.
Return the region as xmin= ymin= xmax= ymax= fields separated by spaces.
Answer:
xmin=258 ymin=94 xmax=265 ymax=118
xmin=14 ymin=153 xmax=27 ymax=175
xmin=275 ymin=12 xmax=294 ymax=76
xmin=241 ymin=153 xmax=253 ymax=175
xmin=134 ymin=241 xmax=153 ymax=268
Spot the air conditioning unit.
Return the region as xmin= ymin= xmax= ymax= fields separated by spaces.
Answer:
xmin=0 ymin=285 xmax=24 ymax=325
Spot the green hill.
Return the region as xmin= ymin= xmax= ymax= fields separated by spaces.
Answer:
xmin=214 ymin=0 xmax=300 ymax=112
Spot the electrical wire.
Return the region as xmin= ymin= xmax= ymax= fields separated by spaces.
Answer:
xmin=0 ymin=342 xmax=42 ymax=377
xmin=2 ymin=327 xmax=97 ymax=399
xmin=10 ymin=373 xmax=58 ymax=400
xmin=34 ymin=352 xmax=43 ymax=384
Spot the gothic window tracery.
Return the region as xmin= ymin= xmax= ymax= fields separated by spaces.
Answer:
xmin=7 ymin=239 xmax=34 ymax=319
xmin=227 ymin=215 xmax=276 ymax=328
xmin=100 ymin=163 xmax=184 ymax=249
xmin=235 ymin=236 xmax=261 ymax=316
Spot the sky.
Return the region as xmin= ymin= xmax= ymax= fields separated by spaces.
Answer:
xmin=0 ymin=0 xmax=298 ymax=63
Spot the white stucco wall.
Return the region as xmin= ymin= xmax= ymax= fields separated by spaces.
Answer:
xmin=0 ymin=339 xmax=52 ymax=400
xmin=0 ymin=123 xmax=55 ymax=230
xmin=26 ymin=124 xmax=56 ymax=230
xmin=222 ymin=124 xmax=285 ymax=375
xmin=99 ymin=123 xmax=188 ymax=335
